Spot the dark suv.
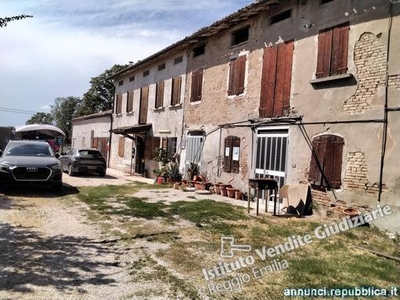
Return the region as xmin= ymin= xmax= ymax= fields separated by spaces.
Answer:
xmin=0 ymin=140 xmax=63 ymax=191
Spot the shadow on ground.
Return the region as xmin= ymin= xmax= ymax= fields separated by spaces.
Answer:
xmin=0 ymin=184 xmax=79 ymax=198
xmin=0 ymin=222 xmax=119 ymax=294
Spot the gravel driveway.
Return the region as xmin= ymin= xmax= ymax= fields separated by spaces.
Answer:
xmin=0 ymin=170 xmax=156 ymax=300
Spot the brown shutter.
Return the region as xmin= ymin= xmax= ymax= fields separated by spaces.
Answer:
xmin=171 ymin=76 xmax=182 ymax=105
xmin=92 ymin=138 xmax=98 ymax=149
xmin=155 ymin=81 xmax=164 ymax=108
xmin=308 ymin=136 xmax=326 ymax=186
xmin=228 ymin=59 xmax=237 ymax=96
xmin=336 ymin=24 xmax=349 ymax=75
xmin=139 ymin=86 xmax=149 ymax=124
xmin=260 ymin=46 xmax=278 ymax=118
xmin=223 ymin=137 xmax=232 ymax=173
xmin=115 ymin=94 xmax=122 ymax=114
xmin=324 ymin=136 xmax=344 ymax=188
xmin=231 ymin=137 xmax=240 ymax=174
xmin=127 ymin=90 xmax=134 ymax=112
xmin=316 ymin=29 xmax=333 ymax=78
xmin=191 ymin=70 xmax=203 ymax=102
xmin=236 ymin=56 xmax=246 ymax=94
xmin=282 ymin=41 xmax=293 ymax=115
xmin=144 ymin=136 xmax=160 ymax=160
xmin=118 ymin=137 xmax=125 ymax=157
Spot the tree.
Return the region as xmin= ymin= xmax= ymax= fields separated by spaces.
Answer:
xmin=75 ymin=64 xmax=128 ymax=117
xmin=51 ymin=96 xmax=81 ymax=143
xmin=26 ymin=112 xmax=53 ymax=125
xmin=0 ymin=15 xmax=33 ymax=27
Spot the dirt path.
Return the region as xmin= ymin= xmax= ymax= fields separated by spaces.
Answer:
xmin=0 ymin=186 xmax=142 ymax=300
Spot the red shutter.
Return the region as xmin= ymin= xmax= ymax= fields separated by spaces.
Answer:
xmin=139 ymin=86 xmax=149 ymax=124
xmin=282 ymin=41 xmax=293 ymax=115
xmin=260 ymin=46 xmax=278 ymax=117
xmin=316 ymin=30 xmax=333 ymax=78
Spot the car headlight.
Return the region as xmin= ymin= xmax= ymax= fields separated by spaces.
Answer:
xmin=49 ymin=163 xmax=62 ymax=170
xmin=0 ymin=162 xmax=14 ymax=171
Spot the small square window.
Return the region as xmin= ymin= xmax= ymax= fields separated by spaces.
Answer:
xmin=193 ymin=45 xmax=205 ymax=57
xmin=129 ymin=76 xmax=135 ymax=82
xmin=174 ymin=56 xmax=183 ymax=64
xmin=231 ymin=26 xmax=249 ymax=46
xmin=320 ymin=0 xmax=334 ymax=4
xmin=158 ymin=63 xmax=166 ymax=71
xmin=270 ymin=9 xmax=291 ymax=25
xmin=118 ymin=80 xmax=124 ymax=86
xmin=143 ymin=70 xmax=150 ymax=77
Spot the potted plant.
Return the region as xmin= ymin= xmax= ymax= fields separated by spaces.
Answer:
xmin=235 ymin=190 xmax=243 ymax=200
xmin=226 ymin=187 xmax=237 ymax=198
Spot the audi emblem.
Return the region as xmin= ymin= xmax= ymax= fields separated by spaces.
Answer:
xmin=26 ymin=167 xmax=39 ymax=173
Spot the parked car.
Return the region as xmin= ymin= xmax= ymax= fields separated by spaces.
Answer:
xmin=0 ymin=140 xmax=63 ymax=191
xmin=59 ymin=148 xmax=106 ymax=177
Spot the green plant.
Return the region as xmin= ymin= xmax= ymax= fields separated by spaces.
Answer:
xmin=153 ymin=147 xmax=170 ymax=167
xmin=166 ymin=162 xmax=182 ymax=182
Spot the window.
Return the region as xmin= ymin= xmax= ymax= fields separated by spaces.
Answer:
xmin=115 ymin=94 xmax=122 ymax=114
xmin=118 ymin=137 xmax=125 ymax=157
xmin=171 ymin=76 xmax=182 ymax=106
xmin=270 ymin=9 xmax=291 ymax=25
xmin=144 ymin=136 xmax=160 ymax=160
xmin=190 ymin=69 xmax=203 ymax=102
xmin=158 ymin=63 xmax=166 ymax=71
xmin=118 ymin=80 xmax=124 ymax=86
xmin=155 ymin=81 xmax=164 ymax=109
xmin=126 ymin=91 xmax=133 ymax=113
xmin=162 ymin=137 xmax=177 ymax=161
xmin=193 ymin=45 xmax=205 ymax=57
xmin=139 ymin=86 xmax=149 ymax=124
xmin=224 ymin=136 xmax=240 ymax=173
xmin=228 ymin=56 xmax=246 ymax=96
xmin=143 ymin=70 xmax=150 ymax=77
xmin=231 ymin=26 xmax=249 ymax=46
xmin=316 ymin=23 xmax=349 ymax=79
xmin=320 ymin=0 xmax=334 ymax=4
xmin=129 ymin=76 xmax=135 ymax=82
xmin=308 ymin=135 xmax=344 ymax=189
xmin=174 ymin=56 xmax=183 ymax=64
xmin=259 ymin=41 xmax=294 ymax=118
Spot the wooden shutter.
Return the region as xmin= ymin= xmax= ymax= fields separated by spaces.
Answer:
xmin=231 ymin=137 xmax=240 ymax=174
xmin=118 ymin=137 xmax=125 ymax=157
xmin=223 ymin=137 xmax=233 ymax=172
xmin=228 ymin=56 xmax=246 ymax=96
xmin=115 ymin=94 xmax=122 ymax=114
xmin=144 ymin=136 xmax=160 ymax=159
xmin=171 ymin=76 xmax=182 ymax=106
xmin=92 ymin=137 xmax=98 ymax=149
xmin=260 ymin=46 xmax=278 ymax=118
xmin=190 ymin=69 xmax=203 ymax=102
xmin=309 ymin=136 xmax=326 ymax=186
xmin=335 ymin=24 xmax=349 ymax=75
xmin=228 ymin=59 xmax=237 ymax=96
xmin=316 ymin=29 xmax=333 ymax=78
xmin=139 ymin=86 xmax=149 ymax=124
xmin=155 ymin=81 xmax=164 ymax=108
xmin=274 ymin=41 xmax=293 ymax=116
xmin=127 ymin=91 xmax=134 ymax=113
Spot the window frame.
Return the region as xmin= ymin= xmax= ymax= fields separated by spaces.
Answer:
xmin=231 ymin=26 xmax=250 ymax=46
xmin=223 ymin=136 xmax=240 ymax=174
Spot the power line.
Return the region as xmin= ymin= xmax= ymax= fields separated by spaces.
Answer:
xmin=0 ymin=106 xmax=43 ymax=115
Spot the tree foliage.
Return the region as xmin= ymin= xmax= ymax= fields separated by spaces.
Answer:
xmin=0 ymin=15 xmax=33 ymax=28
xmin=25 ymin=112 xmax=53 ymax=125
xmin=51 ymin=96 xmax=81 ymax=143
xmin=75 ymin=64 xmax=128 ymax=117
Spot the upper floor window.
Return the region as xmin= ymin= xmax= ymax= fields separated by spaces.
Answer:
xmin=158 ymin=63 xmax=166 ymax=71
xmin=143 ymin=70 xmax=150 ymax=77
xmin=155 ymin=81 xmax=164 ymax=109
xmin=308 ymin=134 xmax=344 ymax=189
xmin=228 ymin=56 xmax=246 ymax=96
xmin=316 ymin=23 xmax=349 ymax=79
xmin=171 ymin=76 xmax=182 ymax=106
xmin=270 ymin=9 xmax=291 ymax=25
xmin=193 ymin=45 xmax=205 ymax=57
xmin=231 ymin=26 xmax=249 ymax=46
xmin=190 ymin=69 xmax=203 ymax=102
xmin=320 ymin=0 xmax=334 ymax=4
xmin=174 ymin=56 xmax=183 ymax=65
xmin=118 ymin=80 xmax=124 ymax=86
xmin=126 ymin=91 xmax=133 ymax=113
xmin=115 ymin=94 xmax=122 ymax=114
xmin=129 ymin=76 xmax=135 ymax=82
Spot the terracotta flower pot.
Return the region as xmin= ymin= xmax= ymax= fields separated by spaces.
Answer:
xmin=235 ymin=190 xmax=243 ymax=200
xmin=226 ymin=187 xmax=236 ymax=198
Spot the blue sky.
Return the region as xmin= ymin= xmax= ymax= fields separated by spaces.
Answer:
xmin=0 ymin=0 xmax=253 ymax=126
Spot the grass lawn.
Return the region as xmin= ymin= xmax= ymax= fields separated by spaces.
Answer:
xmin=74 ymin=183 xmax=400 ymax=300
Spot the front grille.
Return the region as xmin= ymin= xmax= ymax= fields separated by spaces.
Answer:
xmin=12 ymin=167 xmax=51 ymax=181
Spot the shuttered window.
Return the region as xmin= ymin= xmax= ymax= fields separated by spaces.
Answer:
xmin=144 ymin=136 xmax=160 ymax=160
xmin=259 ymin=41 xmax=293 ymax=118
xmin=118 ymin=137 xmax=125 ymax=157
xmin=190 ymin=69 xmax=203 ymax=102
xmin=316 ymin=23 xmax=349 ymax=79
xmin=115 ymin=94 xmax=122 ymax=114
xmin=139 ymin=86 xmax=149 ymax=124
xmin=223 ymin=136 xmax=240 ymax=174
xmin=162 ymin=137 xmax=178 ymax=161
xmin=228 ymin=56 xmax=246 ymax=96
xmin=126 ymin=91 xmax=134 ymax=113
xmin=171 ymin=76 xmax=182 ymax=106
xmin=155 ymin=81 xmax=164 ymax=109
xmin=308 ymin=135 xmax=344 ymax=189
xmin=92 ymin=137 xmax=98 ymax=149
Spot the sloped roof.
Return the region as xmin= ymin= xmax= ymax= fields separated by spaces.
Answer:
xmin=71 ymin=110 xmax=112 ymax=123
xmin=108 ymin=0 xmax=278 ymax=79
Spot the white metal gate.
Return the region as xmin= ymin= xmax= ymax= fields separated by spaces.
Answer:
xmin=184 ymin=134 xmax=204 ymax=177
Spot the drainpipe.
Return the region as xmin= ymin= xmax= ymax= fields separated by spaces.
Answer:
xmin=108 ymin=112 xmax=113 ymax=168
xmin=378 ymin=0 xmax=393 ymax=202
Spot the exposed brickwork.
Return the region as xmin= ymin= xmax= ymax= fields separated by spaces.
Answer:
xmin=343 ymin=151 xmax=369 ymax=190
xmin=343 ymin=33 xmax=386 ymax=114
xmin=388 ymin=74 xmax=400 ymax=90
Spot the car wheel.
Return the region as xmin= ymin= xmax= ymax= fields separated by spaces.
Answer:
xmin=68 ymin=164 xmax=75 ymax=176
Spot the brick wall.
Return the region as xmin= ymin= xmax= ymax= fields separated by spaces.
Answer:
xmin=343 ymin=32 xmax=386 ymax=114
xmin=388 ymin=74 xmax=400 ymax=90
xmin=343 ymin=151 xmax=369 ymax=190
